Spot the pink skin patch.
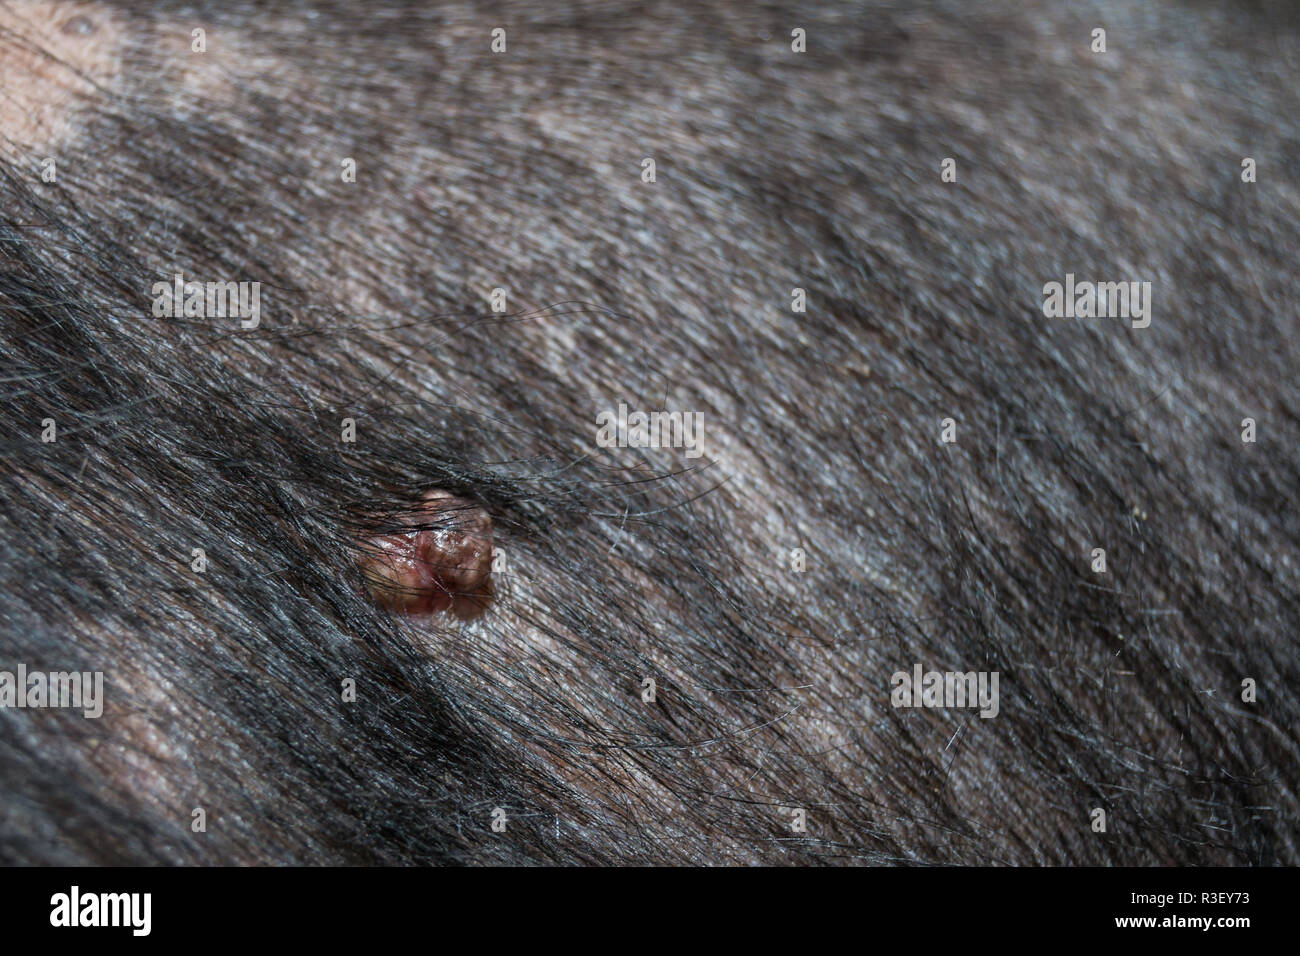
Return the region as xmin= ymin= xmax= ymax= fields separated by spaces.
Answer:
xmin=0 ymin=1 xmax=126 ymax=150
xmin=356 ymin=490 xmax=494 ymax=619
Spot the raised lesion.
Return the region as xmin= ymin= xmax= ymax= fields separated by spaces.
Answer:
xmin=355 ymin=489 xmax=495 ymax=619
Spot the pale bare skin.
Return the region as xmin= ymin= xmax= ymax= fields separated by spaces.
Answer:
xmin=0 ymin=1 xmax=124 ymax=152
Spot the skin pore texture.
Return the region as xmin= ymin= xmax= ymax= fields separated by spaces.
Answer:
xmin=0 ymin=0 xmax=1297 ymax=865
xmin=0 ymin=1 xmax=125 ymax=150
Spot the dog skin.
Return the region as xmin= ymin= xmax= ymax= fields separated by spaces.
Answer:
xmin=0 ymin=0 xmax=1296 ymax=865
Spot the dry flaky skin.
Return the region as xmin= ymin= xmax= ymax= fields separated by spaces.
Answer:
xmin=357 ymin=489 xmax=494 ymax=618
xmin=0 ymin=0 xmax=1298 ymax=866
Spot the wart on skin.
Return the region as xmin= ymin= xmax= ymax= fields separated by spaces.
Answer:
xmin=355 ymin=489 xmax=494 ymax=619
